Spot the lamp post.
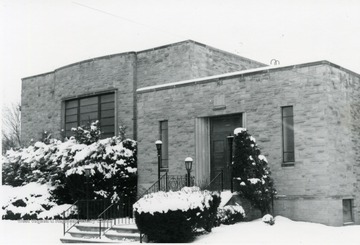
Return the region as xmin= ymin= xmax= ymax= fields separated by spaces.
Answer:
xmin=84 ymin=166 xmax=91 ymax=220
xmin=155 ymin=140 xmax=162 ymax=190
xmin=227 ymin=135 xmax=234 ymax=193
xmin=185 ymin=157 xmax=193 ymax=187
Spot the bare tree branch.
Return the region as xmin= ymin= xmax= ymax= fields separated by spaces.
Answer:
xmin=2 ymin=102 xmax=21 ymax=153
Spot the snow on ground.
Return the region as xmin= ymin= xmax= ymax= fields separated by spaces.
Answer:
xmin=195 ymin=216 xmax=360 ymax=244
xmin=1 ymin=216 xmax=360 ymax=244
xmin=0 ymin=220 xmax=63 ymax=245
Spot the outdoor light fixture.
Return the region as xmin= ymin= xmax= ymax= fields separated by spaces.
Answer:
xmin=155 ymin=140 xmax=162 ymax=153
xmin=84 ymin=166 xmax=91 ymax=220
xmin=155 ymin=140 xmax=163 ymax=190
xmin=84 ymin=166 xmax=91 ymax=177
xmin=185 ymin=157 xmax=193 ymax=187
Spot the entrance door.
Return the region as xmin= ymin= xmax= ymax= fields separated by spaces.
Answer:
xmin=210 ymin=114 xmax=242 ymax=189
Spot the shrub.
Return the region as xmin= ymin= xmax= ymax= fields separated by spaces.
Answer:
xmin=2 ymin=122 xmax=137 ymax=205
xmin=232 ymin=128 xmax=276 ymax=215
xmin=216 ymin=204 xmax=246 ymax=225
xmin=1 ymin=183 xmax=72 ymax=220
xmin=262 ymin=214 xmax=275 ymax=225
xmin=133 ymin=187 xmax=220 ymax=242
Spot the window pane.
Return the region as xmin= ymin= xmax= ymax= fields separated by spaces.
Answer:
xmin=80 ymin=97 xmax=98 ymax=106
xmin=101 ymin=94 xmax=115 ymax=103
xmin=282 ymin=106 xmax=295 ymax=163
xmin=101 ymin=109 xmax=114 ymax=118
xmin=65 ymin=122 xmax=78 ymax=131
xmin=101 ymin=118 xmax=114 ymax=126
xmin=282 ymin=106 xmax=293 ymax=117
xmin=101 ymin=126 xmax=115 ymax=134
xmin=66 ymin=108 xmax=78 ymax=116
xmin=101 ymin=102 xmax=114 ymax=110
xmin=66 ymin=100 xmax=78 ymax=109
xmin=283 ymin=152 xmax=295 ymax=162
xmin=343 ymin=199 xmax=353 ymax=223
xmin=80 ymin=104 xmax=98 ymax=114
xmin=160 ymin=121 xmax=169 ymax=168
xmin=65 ymin=114 xmax=78 ymax=123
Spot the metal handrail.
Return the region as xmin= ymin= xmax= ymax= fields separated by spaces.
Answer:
xmin=97 ymin=203 xmax=115 ymax=219
xmin=204 ymin=170 xmax=224 ymax=192
xmin=62 ymin=200 xmax=79 ymax=235
xmin=137 ymin=172 xmax=168 ymax=200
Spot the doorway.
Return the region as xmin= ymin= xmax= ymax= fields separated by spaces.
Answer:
xmin=210 ymin=114 xmax=242 ymax=189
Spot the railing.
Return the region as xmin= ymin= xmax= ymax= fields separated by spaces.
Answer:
xmin=167 ymin=175 xmax=195 ymax=191
xmin=62 ymin=201 xmax=79 ymax=235
xmin=98 ymin=195 xmax=134 ymax=238
xmin=137 ymin=172 xmax=168 ymax=199
xmin=203 ymin=170 xmax=224 ymax=192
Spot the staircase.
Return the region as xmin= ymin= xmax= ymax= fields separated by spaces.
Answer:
xmin=60 ymin=220 xmax=140 ymax=243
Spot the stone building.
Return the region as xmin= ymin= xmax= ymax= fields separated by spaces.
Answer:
xmin=21 ymin=40 xmax=360 ymax=226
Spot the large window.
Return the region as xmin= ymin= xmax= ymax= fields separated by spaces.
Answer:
xmin=65 ymin=93 xmax=115 ymax=138
xmin=160 ymin=120 xmax=169 ymax=169
xmin=282 ymin=106 xmax=295 ymax=163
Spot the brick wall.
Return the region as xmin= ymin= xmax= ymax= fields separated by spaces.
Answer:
xmin=136 ymin=62 xmax=360 ymax=225
xmin=21 ymin=53 xmax=136 ymax=144
xmin=136 ymin=40 xmax=265 ymax=88
xmin=21 ymin=40 xmax=263 ymax=145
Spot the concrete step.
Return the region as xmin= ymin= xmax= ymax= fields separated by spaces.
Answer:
xmin=75 ymin=223 xmax=108 ymax=232
xmin=105 ymin=230 xmax=140 ymax=241
xmin=111 ymin=224 xmax=139 ymax=233
xmin=60 ymin=236 xmax=124 ymax=243
xmin=68 ymin=230 xmax=100 ymax=239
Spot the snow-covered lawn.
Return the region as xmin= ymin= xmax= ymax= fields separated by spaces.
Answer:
xmin=1 ymin=216 xmax=360 ymax=244
xmin=0 ymin=219 xmax=63 ymax=244
xmin=195 ymin=216 xmax=360 ymax=244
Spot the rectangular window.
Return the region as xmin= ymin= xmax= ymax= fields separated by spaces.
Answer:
xmin=65 ymin=93 xmax=115 ymax=138
xmin=343 ymin=199 xmax=354 ymax=224
xmin=282 ymin=106 xmax=295 ymax=163
xmin=160 ymin=120 xmax=169 ymax=169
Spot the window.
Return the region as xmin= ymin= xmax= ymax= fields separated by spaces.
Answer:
xmin=65 ymin=93 xmax=115 ymax=138
xmin=282 ymin=106 xmax=295 ymax=163
xmin=343 ymin=199 xmax=354 ymax=224
xmin=160 ymin=120 xmax=169 ymax=169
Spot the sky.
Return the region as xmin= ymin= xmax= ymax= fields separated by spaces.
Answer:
xmin=1 ymin=0 xmax=360 ymax=107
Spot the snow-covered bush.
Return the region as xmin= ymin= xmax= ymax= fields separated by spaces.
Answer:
xmin=262 ymin=214 xmax=275 ymax=225
xmin=232 ymin=128 xmax=276 ymax=215
xmin=1 ymin=183 xmax=72 ymax=220
xmin=71 ymin=121 xmax=101 ymax=145
xmin=133 ymin=187 xmax=220 ymax=242
xmin=216 ymin=204 xmax=246 ymax=225
xmin=2 ymin=122 xmax=137 ymax=205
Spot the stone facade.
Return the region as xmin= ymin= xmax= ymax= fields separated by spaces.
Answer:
xmin=21 ymin=40 xmax=360 ymax=226
xmin=21 ymin=40 xmax=263 ymax=144
xmin=136 ymin=61 xmax=360 ymax=226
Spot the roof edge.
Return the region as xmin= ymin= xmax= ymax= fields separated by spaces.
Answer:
xmin=137 ymin=60 xmax=360 ymax=93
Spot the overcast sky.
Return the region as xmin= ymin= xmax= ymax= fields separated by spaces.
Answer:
xmin=1 ymin=0 xmax=360 ymax=107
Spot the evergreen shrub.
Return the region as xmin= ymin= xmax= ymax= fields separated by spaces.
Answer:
xmin=232 ymin=128 xmax=276 ymax=215
xmin=133 ymin=187 xmax=220 ymax=243
xmin=215 ymin=205 xmax=245 ymax=225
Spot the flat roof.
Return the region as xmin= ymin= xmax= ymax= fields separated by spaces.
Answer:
xmin=136 ymin=60 xmax=360 ymax=94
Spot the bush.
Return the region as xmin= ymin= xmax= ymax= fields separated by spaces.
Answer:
xmin=1 ymin=183 xmax=72 ymax=220
xmin=133 ymin=187 xmax=220 ymax=242
xmin=216 ymin=205 xmax=246 ymax=226
xmin=2 ymin=122 xmax=137 ymax=205
xmin=232 ymin=128 xmax=276 ymax=215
